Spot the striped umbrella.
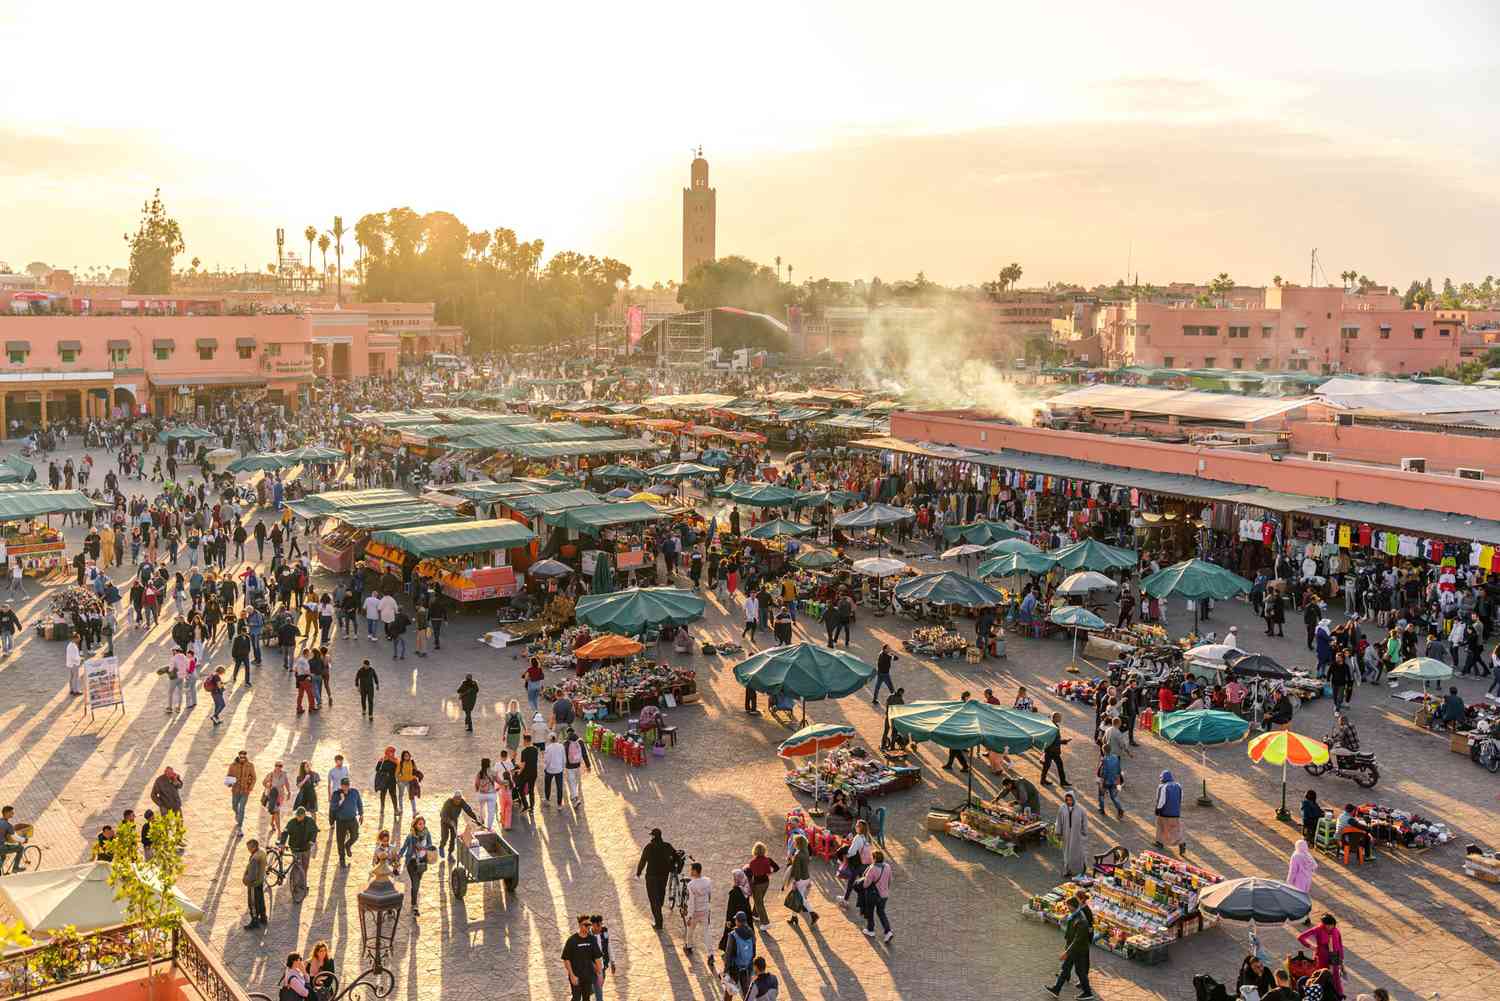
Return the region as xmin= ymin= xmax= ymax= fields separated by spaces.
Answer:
xmin=1248 ymin=730 xmax=1329 ymax=820
xmin=778 ymin=722 xmax=857 ymax=814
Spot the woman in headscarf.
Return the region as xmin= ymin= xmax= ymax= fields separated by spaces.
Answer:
xmin=1286 ymin=839 xmax=1318 ymax=927
xmin=1055 ymin=790 xmax=1088 ymax=878
xmin=719 ymin=868 xmax=753 ymax=956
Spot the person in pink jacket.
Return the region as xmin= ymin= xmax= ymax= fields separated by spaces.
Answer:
xmin=1286 ymin=839 xmax=1318 ymax=928
xmin=1297 ymin=914 xmax=1345 ymax=997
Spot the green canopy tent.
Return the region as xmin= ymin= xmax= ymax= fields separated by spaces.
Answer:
xmin=1141 ymin=558 xmax=1253 ymax=634
xmin=574 ymin=587 xmax=706 ymax=635
xmin=833 ymin=503 xmax=914 ymax=529
xmin=369 ymin=518 xmax=536 ymax=559
xmin=976 ymin=551 xmax=1059 ymax=579
xmin=892 ymin=571 xmax=1006 ymax=608
xmin=589 ymin=464 xmax=650 ymax=484
xmin=724 ymin=483 xmax=806 ymax=509
xmin=1049 ymin=539 xmax=1138 ymax=573
xmin=504 ymin=489 xmax=605 ymax=520
xmin=0 ymin=489 xmax=96 ymax=520
xmin=156 ymin=425 xmax=217 ymax=444
xmin=793 ymin=548 xmax=840 ymax=569
xmin=226 ymin=452 xmax=291 ymax=474
xmin=331 ymin=503 xmax=463 ymax=530
xmin=982 ymin=538 xmax=1041 ymax=556
xmin=941 ymin=521 xmax=1026 ymax=546
xmin=0 ymin=455 xmax=35 ymax=484
xmin=546 ymin=501 xmax=668 ymax=534
xmin=1157 ymin=708 xmax=1250 ymax=806
xmin=746 ymin=518 xmax=817 ymax=540
xmin=284 ymin=488 xmax=413 ymax=519
xmin=791 ymin=489 xmax=864 ymax=509
xmin=888 ymin=699 xmax=1059 ymax=804
xmin=645 ymin=461 xmax=720 ymax=481
xmin=732 ymin=643 xmax=876 ymax=723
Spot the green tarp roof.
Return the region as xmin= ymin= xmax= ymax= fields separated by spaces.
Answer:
xmin=0 ymin=455 xmax=34 ymax=484
xmin=444 ymin=480 xmax=549 ymax=502
xmin=502 ymin=489 xmax=606 ymax=517
xmin=370 ymin=518 xmax=536 ymax=558
xmin=0 ymin=489 xmax=96 ymax=520
xmin=334 ymin=503 xmax=464 ymax=530
xmin=546 ymin=501 xmax=667 ymax=532
xmin=509 ymin=438 xmax=661 ymax=460
xmin=285 ymin=488 xmax=413 ymax=518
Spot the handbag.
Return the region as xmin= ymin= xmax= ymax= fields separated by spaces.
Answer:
xmin=782 ymin=887 xmax=803 ymax=911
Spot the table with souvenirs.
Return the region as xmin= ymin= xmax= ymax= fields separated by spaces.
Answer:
xmin=1024 ymin=849 xmax=1224 ymax=964
xmin=783 ymin=745 xmax=920 ymax=802
xmin=2 ymin=521 xmax=66 ymax=576
xmin=935 ymin=797 xmax=1047 ymax=857
xmin=904 ymin=625 xmax=971 ymax=659
xmin=537 ymin=650 xmax=698 ymax=718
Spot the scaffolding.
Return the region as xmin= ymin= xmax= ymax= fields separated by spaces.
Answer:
xmin=658 ymin=310 xmax=711 ymax=368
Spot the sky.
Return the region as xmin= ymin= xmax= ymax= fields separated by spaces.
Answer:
xmin=2 ymin=0 xmax=1498 ymax=290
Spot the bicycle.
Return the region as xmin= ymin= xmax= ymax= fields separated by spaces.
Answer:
xmin=263 ymin=845 xmax=289 ymax=888
xmin=663 ymin=851 xmax=693 ymax=934
xmin=0 ymin=842 xmax=41 ymax=876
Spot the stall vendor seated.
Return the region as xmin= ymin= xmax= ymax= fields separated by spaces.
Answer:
xmin=1336 ymin=802 xmax=1374 ymax=855
xmin=825 ymin=790 xmax=856 ymax=837
xmin=1436 ymin=687 xmax=1467 ymax=730
xmin=998 ymin=775 xmax=1041 ymax=818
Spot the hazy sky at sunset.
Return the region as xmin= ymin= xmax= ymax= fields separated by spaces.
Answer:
xmin=3 ymin=1 xmax=1497 ymax=289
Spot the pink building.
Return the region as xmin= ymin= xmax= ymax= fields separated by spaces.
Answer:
xmin=1099 ymin=285 xmax=1475 ymax=375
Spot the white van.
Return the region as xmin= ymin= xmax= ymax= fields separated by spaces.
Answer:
xmin=430 ymin=353 xmax=464 ymax=370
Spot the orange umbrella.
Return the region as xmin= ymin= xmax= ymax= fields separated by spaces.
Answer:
xmin=574 ymin=635 xmax=645 ymax=660
xmin=1247 ymin=730 xmax=1329 ymax=820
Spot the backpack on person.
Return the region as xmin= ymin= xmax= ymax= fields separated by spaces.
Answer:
xmin=731 ymin=928 xmax=754 ymax=971
xmin=566 ymin=740 xmax=584 ymax=767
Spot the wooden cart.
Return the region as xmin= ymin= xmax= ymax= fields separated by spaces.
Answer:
xmin=449 ymin=830 xmax=520 ymax=897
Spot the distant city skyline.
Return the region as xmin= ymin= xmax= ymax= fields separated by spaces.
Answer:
xmin=3 ymin=1 xmax=1498 ymax=289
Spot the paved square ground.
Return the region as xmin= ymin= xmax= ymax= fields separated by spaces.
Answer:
xmin=3 ymin=445 xmax=1497 ymax=1000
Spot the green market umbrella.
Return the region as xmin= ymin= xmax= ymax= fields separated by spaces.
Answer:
xmin=746 ymin=518 xmax=816 ymax=540
xmin=794 ymin=548 xmax=840 ymax=569
xmin=893 ymin=571 xmax=1005 ymax=608
xmin=590 ymin=554 xmax=615 ymax=595
xmin=1159 ymin=708 xmax=1250 ymax=805
xmin=591 ymin=464 xmax=649 ymax=484
xmin=728 ymin=483 xmax=805 ymax=508
xmin=734 ymin=643 xmax=876 ymax=727
xmin=982 ymin=538 xmax=1041 ymax=556
xmin=833 ymin=503 xmax=915 ymax=529
xmin=646 ymin=461 xmax=720 ymax=481
xmin=1142 ymin=558 xmax=1252 ymax=633
xmin=1049 ymin=605 xmax=1107 ymax=671
xmin=888 ymin=699 xmax=1058 ymax=803
xmin=1389 ymin=656 xmax=1453 ymax=687
xmin=280 ymin=445 xmax=344 ymax=464
xmin=942 ymin=521 xmax=1026 ymax=545
xmin=575 ymin=586 xmax=705 ymax=634
xmin=0 ymin=455 xmax=35 ymax=484
xmin=792 ymin=489 xmax=864 ymax=509
xmin=1049 ymin=538 xmax=1138 ymax=572
xmin=156 ymin=425 xmax=217 ymax=443
xmin=976 ymin=551 xmax=1058 ymax=579
xmin=226 ymin=452 xmax=289 ymax=473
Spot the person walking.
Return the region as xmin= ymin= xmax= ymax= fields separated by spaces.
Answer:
xmin=504 ymin=700 xmax=524 ymax=753
xmin=395 ymin=750 xmax=421 ymax=818
xmin=355 ymin=660 xmax=379 ymax=720
xmin=1097 ymin=746 xmax=1124 ymax=819
xmin=636 ymin=828 xmax=677 ymax=929
xmin=523 ymin=657 xmax=545 ymax=712
xmin=684 ymin=860 xmax=714 ymax=963
xmin=205 ymin=667 xmax=227 ymax=725
xmin=66 ymin=635 xmax=84 ymax=696
xmin=226 ymin=751 xmax=256 ymax=833
xmin=742 ymin=591 xmax=759 ymax=646
xmin=542 ymin=732 xmax=566 ymax=809
xmin=389 ymin=604 xmax=409 ymax=661
xmin=263 ymin=762 xmax=291 ymax=839
xmin=588 ymin=914 xmax=613 ymax=1001
xmin=395 ymin=817 xmax=434 ymax=917
xmin=1287 ymin=839 xmax=1318 ymax=927
xmin=474 ymin=759 xmax=500 ymax=829
xmin=783 ymin=832 xmax=819 ymax=928
xmin=745 ymin=842 xmax=780 ymax=926
xmin=1056 ymin=790 xmax=1088 ymax=878
xmin=438 ymin=790 xmax=480 ymax=860
xmin=1296 ymin=914 xmax=1346 ymax=998
xmin=1040 ymin=713 xmax=1070 ymax=786
xmin=278 ymin=806 xmax=318 ymax=904
xmin=457 ymin=674 xmax=479 ymax=732
xmin=412 ymin=602 xmax=430 ymax=657
xmin=363 ymin=591 xmax=381 ymax=641
xmin=723 ymin=912 xmax=757 ymax=996
xmin=859 ymin=849 xmax=894 ymax=943
xmin=871 ymin=644 xmax=897 ymax=704
xmin=150 ymin=767 xmax=183 ymax=819
xmin=1043 ymin=892 xmax=1095 ymax=1000
xmin=231 ymin=626 xmax=253 ymax=687
xmin=516 ymin=733 xmax=539 ymax=817
xmin=563 ymin=727 xmax=591 ymax=808
xmin=839 ymin=819 xmax=874 ymax=908
xmin=1154 ymin=769 xmax=1187 ymax=855
xmin=428 ymin=596 xmax=447 ymax=650
xmin=561 ymin=914 xmax=604 ymax=1001
xmin=242 ymin=839 xmax=269 ymax=930
xmin=329 ymin=778 xmax=363 ymax=867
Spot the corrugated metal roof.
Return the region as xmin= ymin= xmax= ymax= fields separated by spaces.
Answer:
xmin=1295 ymin=501 xmax=1500 ymax=547
xmin=1315 ymin=378 xmax=1500 ymax=415
xmin=1044 ymin=385 xmax=1313 ymax=423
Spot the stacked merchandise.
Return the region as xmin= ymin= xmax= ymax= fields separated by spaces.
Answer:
xmin=1462 ymin=849 xmax=1500 ymax=884
xmin=3 ymin=522 xmax=66 ymax=576
xmin=783 ymin=746 xmax=920 ymax=801
xmin=543 ymin=658 xmax=697 ymax=716
xmin=1050 ymin=678 xmax=1101 ymax=705
xmin=942 ymin=816 xmax=1017 ymax=857
xmin=905 ymin=625 xmax=969 ymax=657
xmin=784 ymin=807 xmax=847 ymax=862
xmin=1283 ymin=675 xmax=1326 ymax=702
xmin=943 ymin=800 xmax=1044 ymax=855
xmin=1353 ymin=803 xmax=1454 ymax=849
xmin=1025 ymin=850 xmax=1223 ymax=963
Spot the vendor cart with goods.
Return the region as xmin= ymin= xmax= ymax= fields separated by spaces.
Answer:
xmin=450 ymin=828 xmax=520 ymax=897
xmin=368 ymin=518 xmax=537 ymax=605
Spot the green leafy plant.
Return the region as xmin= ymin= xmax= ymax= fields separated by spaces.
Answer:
xmin=107 ymin=813 xmax=187 ymax=995
xmin=36 ymin=924 xmax=83 ymax=981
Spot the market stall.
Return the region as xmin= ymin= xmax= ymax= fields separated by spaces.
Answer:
xmin=1025 ymin=849 xmax=1224 ymax=963
xmin=540 ymin=654 xmax=697 ymax=717
xmin=367 ymin=519 xmax=537 ymax=603
xmin=783 ymin=744 xmax=920 ymax=803
xmin=314 ymin=501 xmax=461 ymax=573
xmin=0 ymin=489 xmax=96 ymax=576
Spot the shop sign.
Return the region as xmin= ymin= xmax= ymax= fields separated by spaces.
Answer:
xmin=85 ymin=656 xmax=124 ymax=716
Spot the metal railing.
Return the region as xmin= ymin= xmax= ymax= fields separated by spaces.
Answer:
xmin=171 ymin=927 xmax=255 ymax=1001
xmin=0 ymin=923 xmax=167 ymax=999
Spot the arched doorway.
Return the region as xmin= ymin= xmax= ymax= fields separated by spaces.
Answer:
xmin=113 ymin=386 xmax=138 ymax=418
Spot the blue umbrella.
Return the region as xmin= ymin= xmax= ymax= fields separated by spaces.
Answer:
xmin=1049 ymin=605 xmax=1107 ymax=671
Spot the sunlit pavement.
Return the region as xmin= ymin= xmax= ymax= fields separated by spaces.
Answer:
xmin=3 ymin=444 xmax=1497 ymax=1000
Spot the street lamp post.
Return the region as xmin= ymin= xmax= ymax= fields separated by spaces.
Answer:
xmin=307 ymin=868 xmax=401 ymax=1001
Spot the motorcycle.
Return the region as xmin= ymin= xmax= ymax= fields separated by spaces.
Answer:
xmin=1305 ymin=741 xmax=1381 ymax=788
xmin=1470 ymin=735 xmax=1500 ymax=774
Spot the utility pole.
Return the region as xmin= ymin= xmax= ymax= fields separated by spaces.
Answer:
xmin=1309 ymin=248 xmax=1317 ymax=288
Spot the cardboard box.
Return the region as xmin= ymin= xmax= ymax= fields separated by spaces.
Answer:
xmin=924 ymin=811 xmax=953 ymax=833
xmin=1451 ymin=733 xmax=1471 ymax=755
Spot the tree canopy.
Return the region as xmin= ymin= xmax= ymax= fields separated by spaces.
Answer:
xmin=123 ymin=190 xmax=185 ymax=294
xmin=678 ymin=255 xmax=790 ymax=315
xmin=354 ymin=208 xmax=630 ymax=349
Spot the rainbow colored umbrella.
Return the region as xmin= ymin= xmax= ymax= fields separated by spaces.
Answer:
xmin=1248 ymin=730 xmax=1329 ymax=820
xmin=778 ymin=722 xmax=857 ymax=814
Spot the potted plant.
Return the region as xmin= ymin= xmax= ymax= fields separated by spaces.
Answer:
xmin=36 ymin=925 xmax=83 ymax=985
xmin=107 ymin=812 xmax=187 ymax=1001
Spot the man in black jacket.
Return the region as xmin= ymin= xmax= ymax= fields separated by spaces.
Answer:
xmin=437 ymin=792 xmax=479 ymax=859
xmin=355 ymin=659 xmax=379 ymax=719
xmin=170 ymin=616 xmax=194 ymax=653
xmin=278 ymin=806 xmax=319 ymax=903
xmin=635 ymin=828 xmax=677 ymax=929
xmin=1040 ymin=711 xmax=1070 ymax=786
xmin=457 ymin=675 xmax=479 ymax=732
xmin=1044 ymin=892 xmax=1095 ymax=999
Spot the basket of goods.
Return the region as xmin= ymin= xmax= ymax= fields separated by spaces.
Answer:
xmin=905 ymin=626 xmax=968 ymax=657
xmin=1050 ymin=678 xmax=1101 ymax=704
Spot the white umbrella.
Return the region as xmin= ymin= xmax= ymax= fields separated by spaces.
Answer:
xmin=1057 ymin=571 xmax=1116 ymax=596
xmin=941 ymin=543 xmax=988 ymax=560
xmin=1185 ymin=643 xmax=1236 ymax=663
xmin=851 ymin=557 xmax=908 ymax=578
xmin=0 ymin=862 xmax=204 ymax=934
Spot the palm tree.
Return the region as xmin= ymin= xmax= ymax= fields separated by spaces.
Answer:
xmin=327 ymin=217 xmax=347 ymax=305
xmin=318 ymin=234 xmax=330 ymax=278
xmin=1272 ymin=274 xmax=1283 ymax=288
xmin=775 ymin=255 xmax=782 ymax=283
xmin=303 ymin=226 xmax=317 ymax=286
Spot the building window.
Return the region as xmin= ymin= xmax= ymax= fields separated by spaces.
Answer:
xmin=1162 ymin=356 xmax=1174 ymax=368
xmin=1294 ymin=326 xmax=1306 ymax=339
xmin=1341 ymin=326 xmax=1359 ymax=340
xmin=1379 ymin=327 xmax=1391 ymax=340
xmin=1182 ymin=326 xmax=1198 ymax=337
xmin=109 ymin=348 xmax=130 ymax=365
xmin=7 ymin=350 xmax=27 ymax=365
xmin=59 ymin=349 xmax=77 ymax=363
xmin=264 ymin=343 xmax=282 ymax=357
xmin=155 ymin=347 xmax=172 ymax=361
xmin=1203 ymin=356 xmax=1217 ymax=368
xmin=238 ymin=346 xmax=253 ymax=360
xmin=1261 ymin=326 xmax=1274 ymax=338
xmin=198 ymin=346 xmax=217 ymax=361
xmin=1182 ymin=325 xmax=1218 ymax=337
xmin=1413 ymin=327 xmax=1424 ymax=340
xmin=1439 ymin=327 xmax=1451 ymax=337
xmin=1228 ymin=326 xmax=1249 ymax=339
xmin=1256 ymin=357 xmax=1270 ymax=370
xmin=1232 ymin=357 xmax=1244 ymax=369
